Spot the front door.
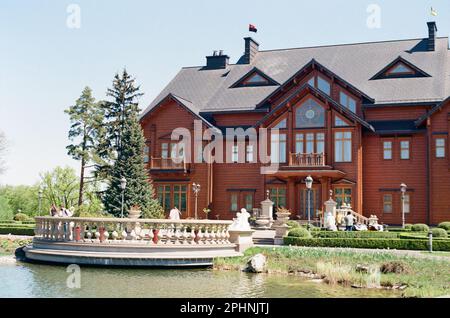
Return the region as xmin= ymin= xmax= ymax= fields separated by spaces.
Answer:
xmin=300 ymin=188 xmax=320 ymax=219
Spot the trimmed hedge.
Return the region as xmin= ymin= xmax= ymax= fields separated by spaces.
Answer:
xmin=286 ymin=220 xmax=300 ymax=229
xmin=0 ymin=220 xmax=15 ymax=224
xmin=0 ymin=226 xmax=35 ymax=236
xmin=311 ymin=231 xmax=399 ymax=239
xmin=284 ymin=237 xmax=450 ymax=251
xmin=0 ymin=223 xmax=34 ymax=228
xmin=438 ymin=222 xmax=450 ymax=232
xmin=432 ymin=228 xmax=448 ymax=238
xmin=411 ymin=223 xmax=429 ymax=232
xmin=288 ymin=227 xmax=311 ymax=238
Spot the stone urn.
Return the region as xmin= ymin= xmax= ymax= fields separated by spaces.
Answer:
xmin=128 ymin=205 xmax=141 ymax=219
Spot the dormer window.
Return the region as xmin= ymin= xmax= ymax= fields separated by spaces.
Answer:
xmin=230 ymin=68 xmax=279 ymax=88
xmin=245 ymin=73 xmax=268 ymax=85
xmin=370 ymin=56 xmax=431 ymax=80
xmin=387 ymin=62 xmax=414 ymax=75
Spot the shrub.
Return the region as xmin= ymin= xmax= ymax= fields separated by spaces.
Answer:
xmin=311 ymin=231 xmax=399 ymax=239
xmin=437 ymin=222 xmax=450 ymax=232
xmin=404 ymin=224 xmax=413 ymax=231
xmin=0 ymin=226 xmax=35 ymax=236
xmin=380 ymin=261 xmax=410 ymax=274
xmin=432 ymin=228 xmax=448 ymax=238
xmin=13 ymin=213 xmax=30 ymax=222
xmin=287 ymin=227 xmax=311 ymax=238
xmin=286 ymin=220 xmax=300 ymax=229
xmin=283 ymin=237 xmax=450 ymax=252
xmin=411 ymin=223 xmax=429 ymax=232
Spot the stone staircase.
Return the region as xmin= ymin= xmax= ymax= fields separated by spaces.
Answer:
xmin=252 ymin=229 xmax=276 ymax=245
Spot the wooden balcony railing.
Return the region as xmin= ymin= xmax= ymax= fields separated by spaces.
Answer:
xmin=288 ymin=152 xmax=326 ymax=167
xmin=150 ymin=157 xmax=189 ymax=171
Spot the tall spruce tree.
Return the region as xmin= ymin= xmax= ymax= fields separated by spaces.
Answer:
xmin=65 ymin=87 xmax=104 ymax=206
xmin=103 ymin=114 xmax=163 ymax=217
xmin=101 ymin=69 xmax=162 ymax=218
xmin=96 ymin=69 xmax=143 ymax=179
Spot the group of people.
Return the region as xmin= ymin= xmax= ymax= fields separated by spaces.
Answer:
xmin=49 ymin=204 xmax=74 ymax=217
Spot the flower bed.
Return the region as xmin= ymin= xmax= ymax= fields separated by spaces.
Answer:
xmin=311 ymin=231 xmax=399 ymax=239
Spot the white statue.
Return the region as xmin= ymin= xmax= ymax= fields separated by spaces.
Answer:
xmin=229 ymin=208 xmax=251 ymax=231
xmin=324 ymin=211 xmax=337 ymax=231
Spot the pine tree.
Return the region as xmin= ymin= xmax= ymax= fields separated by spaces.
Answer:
xmin=103 ymin=113 xmax=163 ymax=218
xmin=65 ymin=87 xmax=104 ymax=206
xmin=96 ymin=69 xmax=143 ymax=179
xmin=101 ymin=69 xmax=162 ymax=218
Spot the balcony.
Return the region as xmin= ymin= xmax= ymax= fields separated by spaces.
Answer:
xmin=288 ymin=152 xmax=326 ymax=167
xmin=150 ymin=157 xmax=190 ymax=172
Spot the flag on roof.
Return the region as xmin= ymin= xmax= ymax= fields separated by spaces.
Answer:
xmin=249 ymin=24 xmax=257 ymax=33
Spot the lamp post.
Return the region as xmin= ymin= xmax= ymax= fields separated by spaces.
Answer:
xmin=120 ymin=177 xmax=127 ymax=219
xmin=305 ymin=175 xmax=313 ymax=229
xmin=38 ymin=188 xmax=43 ymax=216
xmin=192 ymin=183 xmax=201 ymax=219
xmin=400 ymin=183 xmax=407 ymax=229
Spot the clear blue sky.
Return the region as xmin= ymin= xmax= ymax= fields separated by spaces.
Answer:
xmin=0 ymin=0 xmax=448 ymax=185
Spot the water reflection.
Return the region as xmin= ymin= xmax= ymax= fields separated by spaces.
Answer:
xmin=0 ymin=261 xmax=397 ymax=298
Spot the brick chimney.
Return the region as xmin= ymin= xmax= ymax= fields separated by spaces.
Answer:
xmin=205 ymin=50 xmax=230 ymax=69
xmin=427 ymin=21 xmax=437 ymax=51
xmin=243 ymin=37 xmax=259 ymax=64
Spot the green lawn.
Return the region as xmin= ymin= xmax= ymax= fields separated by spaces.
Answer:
xmin=214 ymin=246 xmax=450 ymax=298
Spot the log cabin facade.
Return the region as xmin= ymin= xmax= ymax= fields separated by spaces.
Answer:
xmin=140 ymin=22 xmax=450 ymax=225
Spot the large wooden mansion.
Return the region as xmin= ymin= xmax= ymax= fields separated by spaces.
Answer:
xmin=140 ymin=22 xmax=450 ymax=225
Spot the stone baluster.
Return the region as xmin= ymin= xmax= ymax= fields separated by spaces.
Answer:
xmin=202 ymin=226 xmax=210 ymax=245
xmin=209 ymin=225 xmax=217 ymax=244
xmin=195 ymin=225 xmax=202 ymax=244
xmin=147 ymin=224 xmax=154 ymax=244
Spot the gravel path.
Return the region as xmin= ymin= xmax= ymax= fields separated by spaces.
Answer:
xmin=0 ymin=234 xmax=33 ymax=240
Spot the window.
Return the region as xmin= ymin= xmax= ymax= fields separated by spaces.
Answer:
xmin=196 ymin=142 xmax=203 ymax=163
xmin=400 ymin=141 xmax=410 ymax=160
xmin=339 ymin=92 xmax=356 ymax=113
xmin=335 ymin=131 xmax=352 ymax=162
xmin=306 ymin=133 xmax=314 ymax=154
xmin=403 ymin=194 xmax=410 ymax=214
xmin=230 ymin=193 xmax=238 ymax=211
xmin=436 ymin=138 xmax=445 ymax=158
xmin=269 ymin=188 xmax=287 ymax=209
xmin=144 ymin=145 xmax=150 ymax=163
xmin=316 ymin=133 xmax=325 ymax=154
xmin=232 ymin=145 xmax=239 ymax=162
xmin=161 ymin=143 xmax=169 ymax=159
xmin=334 ymin=188 xmax=352 ymax=208
xmin=271 ymin=133 xmax=286 ymax=163
xmin=295 ymin=133 xmax=304 ymax=153
xmin=245 ymin=194 xmax=254 ymax=211
xmin=306 ymin=75 xmax=331 ymax=95
xmin=317 ymin=76 xmax=331 ymax=95
xmin=173 ymin=185 xmax=187 ymax=212
xmin=388 ymin=63 xmax=413 ymax=75
xmin=157 ymin=185 xmax=171 ymax=212
xmin=383 ymin=141 xmax=392 ymax=160
xmin=295 ymin=98 xmax=325 ymax=128
xmin=335 ymin=115 xmax=349 ymax=127
xmin=246 ymin=145 xmax=254 ymax=163
xmin=245 ymin=73 xmax=268 ymax=85
xmin=273 ymin=118 xmax=287 ymax=129
xmin=383 ymin=194 xmax=392 ymax=213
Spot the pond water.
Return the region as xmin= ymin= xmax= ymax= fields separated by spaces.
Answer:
xmin=0 ymin=258 xmax=398 ymax=298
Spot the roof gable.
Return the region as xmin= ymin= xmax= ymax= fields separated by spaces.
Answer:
xmin=254 ymin=83 xmax=374 ymax=131
xmin=230 ymin=67 xmax=279 ymax=88
xmin=370 ymin=56 xmax=432 ymax=80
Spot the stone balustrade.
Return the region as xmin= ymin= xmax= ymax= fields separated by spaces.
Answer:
xmin=34 ymin=216 xmax=233 ymax=246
